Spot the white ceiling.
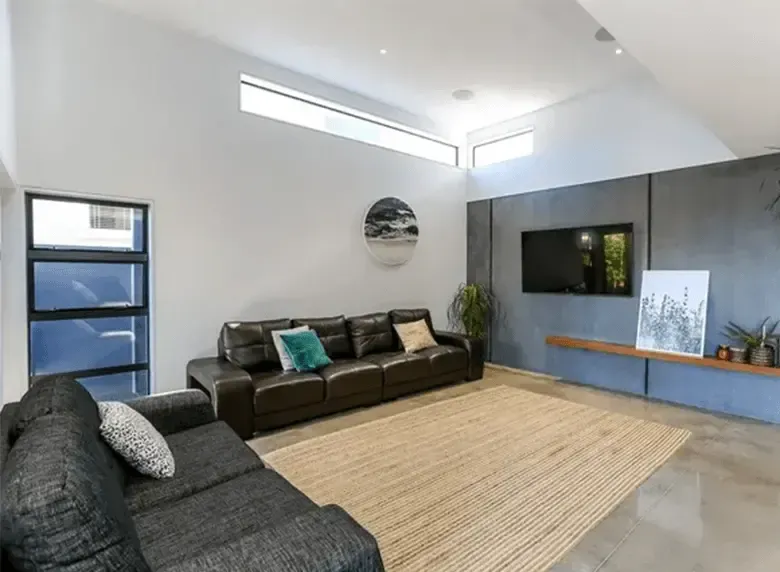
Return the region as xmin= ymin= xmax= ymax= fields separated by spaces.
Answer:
xmin=94 ymin=0 xmax=645 ymax=137
xmin=578 ymin=0 xmax=780 ymax=157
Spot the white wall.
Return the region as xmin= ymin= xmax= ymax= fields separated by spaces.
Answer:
xmin=0 ymin=0 xmax=15 ymax=188
xmin=467 ymin=76 xmax=737 ymax=201
xmin=2 ymin=0 xmax=467 ymax=403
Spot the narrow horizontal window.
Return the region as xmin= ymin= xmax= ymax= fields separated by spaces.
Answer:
xmin=32 ymin=262 xmax=146 ymax=311
xmin=240 ymin=74 xmax=458 ymax=166
xmin=473 ymin=129 xmax=534 ymax=168
xmin=31 ymin=197 xmax=144 ymax=251
xmin=29 ymin=315 xmax=149 ymax=376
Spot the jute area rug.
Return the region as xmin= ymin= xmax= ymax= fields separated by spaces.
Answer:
xmin=262 ymin=386 xmax=690 ymax=572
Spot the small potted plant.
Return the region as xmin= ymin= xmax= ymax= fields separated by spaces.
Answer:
xmin=722 ymin=317 xmax=779 ymax=366
xmin=447 ymin=283 xmax=497 ymax=339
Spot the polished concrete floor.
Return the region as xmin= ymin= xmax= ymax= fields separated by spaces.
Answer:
xmin=248 ymin=367 xmax=780 ymax=572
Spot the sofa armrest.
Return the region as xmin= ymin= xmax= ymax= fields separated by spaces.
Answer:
xmin=186 ymin=357 xmax=255 ymax=440
xmin=158 ymin=505 xmax=384 ymax=572
xmin=126 ymin=389 xmax=216 ymax=436
xmin=435 ymin=331 xmax=485 ymax=381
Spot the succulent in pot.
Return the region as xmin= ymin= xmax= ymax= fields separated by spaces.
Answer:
xmin=722 ymin=317 xmax=779 ymax=366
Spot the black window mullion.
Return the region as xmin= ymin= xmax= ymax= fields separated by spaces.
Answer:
xmin=30 ymin=306 xmax=148 ymax=322
xmin=28 ymin=250 xmax=148 ymax=263
xmin=31 ymin=362 xmax=150 ymax=385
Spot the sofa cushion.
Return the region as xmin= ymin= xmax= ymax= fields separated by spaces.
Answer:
xmin=1 ymin=403 xmax=19 ymax=469
xmin=389 ymin=308 xmax=434 ymax=333
xmin=98 ymin=402 xmax=175 ymax=480
xmin=346 ymin=312 xmax=394 ymax=358
xmin=252 ymin=371 xmax=324 ymax=415
xmin=152 ymin=505 xmax=383 ymax=572
xmin=319 ymin=360 xmax=383 ymax=399
xmin=280 ymin=330 xmax=333 ymax=372
xmin=417 ymin=345 xmax=468 ymax=376
xmin=218 ymin=319 xmax=292 ymax=372
xmin=394 ymin=319 xmax=438 ymax=353
xmin=10 ymin=376 xmax=127 ymax=488
xmin=125 ymin=421 xmax=263 ymax=514
xmin=135 ymin=469 xmax=317 ymax=570
xmin=361 ymin=351 xmax=431 ymax=386
xmin=12 ymin=375 xmax=101 ymax=440
xmin=390 ymin=308 xmax=435 ymax=350
xmin=293 ymin=316 xmax=353 ymax=359
xmin=271 ymin=325 xmax=310 ymax=371
xmin=1 ymin=414 xmax=150 ymax=572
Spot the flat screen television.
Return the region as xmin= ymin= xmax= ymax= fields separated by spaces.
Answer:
xmin=521 ymin=223 xmax=633 ymax=295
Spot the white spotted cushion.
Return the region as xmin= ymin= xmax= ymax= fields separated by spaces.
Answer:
xmin=98 ymin=401 xmax=175 ymax=479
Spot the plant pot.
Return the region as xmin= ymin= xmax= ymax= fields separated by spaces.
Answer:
xmin=729 ymin=347 xmax=748 ymax=364
xmin=749 ymin=346 xmax=775 ymax=367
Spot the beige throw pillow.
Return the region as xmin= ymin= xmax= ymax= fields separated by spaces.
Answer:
xmin=394 ymin=319 xmax=438 ymax=353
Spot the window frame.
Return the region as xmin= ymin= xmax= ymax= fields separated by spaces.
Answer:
xmin=25 ymin=193 xmax=151 ymax=386
xmin=240 ymin=75 xmax=459 ymax=167
xmin=472 ymin=128 xmax=535 ymax=168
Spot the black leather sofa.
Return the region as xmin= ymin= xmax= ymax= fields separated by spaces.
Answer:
xmin=0 ymin=377 xmax=383 ymax=571
xmin=187 ymin=308 xmax=484 ymax=439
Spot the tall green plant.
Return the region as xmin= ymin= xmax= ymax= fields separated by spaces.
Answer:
xmin=447 ymin=283 xmax=496 ymax=339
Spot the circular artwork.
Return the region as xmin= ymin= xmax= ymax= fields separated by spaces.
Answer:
xmin=363 ymin=197 xmax=419 ymax=266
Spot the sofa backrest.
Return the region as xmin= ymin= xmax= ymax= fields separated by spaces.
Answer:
xmin=0 ymin=403 xmax=19 ymax=472
xmin=219 ymin=319 xmax=292 ymax=371
xmin=346 ymin=313 xmax=394 ymax=358
xmin=219 ymin=309 xmax=435 ymax=367
xmin=293 ymin=316 xmax=353 ymax=359
xmin=0 ymin=377 xmax=149 ymax=571
xmin=389 ymin=309 xmax=435 ymax=349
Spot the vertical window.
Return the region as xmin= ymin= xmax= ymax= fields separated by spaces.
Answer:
xmin=26 ymin=194 xmax=151 ymax=401
xmin=472 ymin=129 xmax=534 ymax=168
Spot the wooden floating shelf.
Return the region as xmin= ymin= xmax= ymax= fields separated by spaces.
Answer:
xmin=546 ymin=336 xmax=780 ymax=378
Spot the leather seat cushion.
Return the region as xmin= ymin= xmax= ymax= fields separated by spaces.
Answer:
xmin=417 ymin=346 xmax=468 ymax=376
xmin=252 ymin=371 xmax=324 ymax=415
xmin=362 ymin=352 xmax=431 ymax=386
xmin=319 ymin=360 xmax=382 ymax=399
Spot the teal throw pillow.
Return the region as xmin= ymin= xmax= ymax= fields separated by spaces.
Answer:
xmin=280 ymin=330 xmax=332 ymax=372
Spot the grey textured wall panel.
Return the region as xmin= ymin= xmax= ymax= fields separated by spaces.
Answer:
xmin=466 ymin=200 xmax=491 ymax=286
xmin=648 ymin=361 xmax=780 ymax=423
xmin=646 ymin=154 xmax=780 ymax=421
xmin=490 ymin=176 xmax=649 ymax=377
xmin=468 ymin=152 xmax=780 ymax=423
xmin=650 ymin=154 xmax=780 ymax=354
xmin=547 ymin=347 xmax=646 ymax=395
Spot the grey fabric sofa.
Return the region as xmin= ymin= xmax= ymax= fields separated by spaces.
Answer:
xmin=0 ymin=376 xmax=383 ymax=572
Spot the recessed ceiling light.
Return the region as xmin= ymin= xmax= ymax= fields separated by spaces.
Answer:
xmin=615 ymin=47 xmax=624 ymax=55
xmin=452 ymin=89 xmax=475 ymax=102
xmin=379 ymin=49 xmax=387 ymax=55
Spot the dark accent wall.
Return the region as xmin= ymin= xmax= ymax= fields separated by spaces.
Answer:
xmin=466 ymin=201 xmax=491 ymax=286
xmin=468 ymin=153 xmax=780 ymax=422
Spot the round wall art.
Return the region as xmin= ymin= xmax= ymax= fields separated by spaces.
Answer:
xmin=363 ymin=197 xmax=419 ymax=266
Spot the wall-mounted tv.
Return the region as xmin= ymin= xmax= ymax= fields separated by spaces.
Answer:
xmin=521 ymin=223 xmax=633 ymax=295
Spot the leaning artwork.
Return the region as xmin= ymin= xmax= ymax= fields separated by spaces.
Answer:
xmin=635 ymin=270 xmax=710 ymax=357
